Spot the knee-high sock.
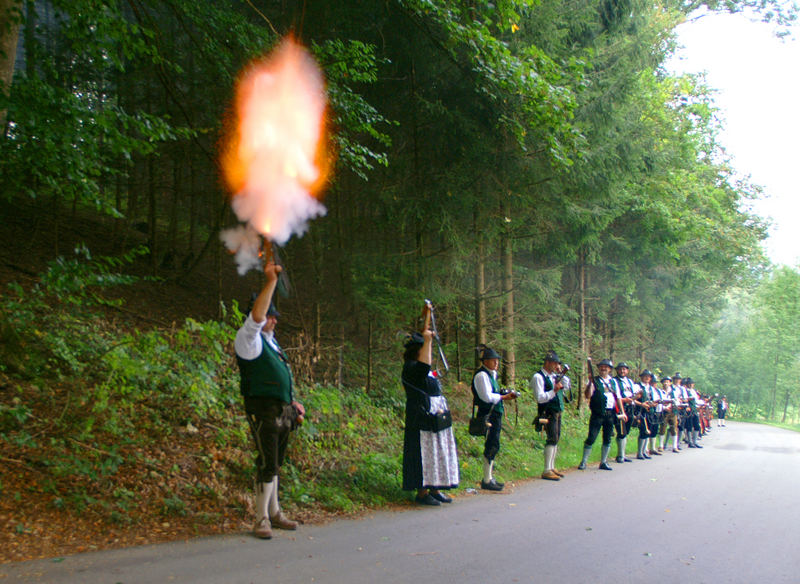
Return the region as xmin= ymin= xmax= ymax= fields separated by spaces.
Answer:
xmin=256 ymin=480 xmax=275 ymax=521
xmin=659 ymin=433 xmax=666 ymax=449
xmin=620 ymin=437 xmax=627 ymax=459
xmin=601 ymin=444 xmax=611 ymax=464
xmin=483 ymin=458 xmax=493 ymax=482
xmin=554 ymin=445 xmax=559 ymax=469
xmin=616 ymin=437 xmax=624 ymax=458
xmin=672 ymin=434 xmax=679 ymax=450
xmin=580 ymin=446 xmax=592 ymax=466
xmin=268 ymin=476 xmax=280 ymax=517
xmin=544 ymin=445 xmax=555 ymax=471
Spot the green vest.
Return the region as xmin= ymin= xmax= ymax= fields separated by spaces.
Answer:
xmin=471 ymin=367 xmax=504 ymax=414
xmin=537 ymin=370 xmax=562 ymax=413
xmin=237 ymin=336 xmax=293 ymax=402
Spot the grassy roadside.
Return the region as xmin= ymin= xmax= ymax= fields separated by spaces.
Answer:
xmin=731 ymin=417 xmax=800 ymax=433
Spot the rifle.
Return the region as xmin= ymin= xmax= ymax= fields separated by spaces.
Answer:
xmin=555 ymin=363 xmax=572 ymax=404
xmin=633 ymin=384 xmax=651 ymax=435
xmin=587 ymin=358 xmax=626 ymax=420
xmin=533 ymin=366 xmax=567 ymax=434
xmin=423 ymin=299 xmax=449 ymax=374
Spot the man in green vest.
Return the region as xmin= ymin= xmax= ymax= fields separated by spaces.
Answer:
xmin=235 ymin=261 xmax=305 ymax=540
xmin=531 ymin=351 xmax=566 ymax=481
xmin=471 ymin=346 xmax=517 ymax=491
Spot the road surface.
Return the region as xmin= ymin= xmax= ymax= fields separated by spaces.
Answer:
xmin=3 ymin=420 xmax=800 ymax=583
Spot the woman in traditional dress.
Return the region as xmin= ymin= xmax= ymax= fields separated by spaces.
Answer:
xmin=401 ymin=322 xmax=459 ymax=506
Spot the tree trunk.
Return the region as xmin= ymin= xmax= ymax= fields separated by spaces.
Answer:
xmin=147 ymin=156 xmax=158 ymax=275
xmin=338 ymin=323 xmax=344 ymax=389
xmin=455 ymin=312 xmax=462 ymax=383
xmin=0 ymin=0 xmax=23 ymax=125
xmin=366 ymin=317 xmax=373 ymax=393
xmin=500 ymin=205 xmax=515 ymax=387
xmin=769 ymin=350 xmax=779 ymax=420
xmin=578 ymin=249 xmax=587 ymax=409
xmin=781 ymin=384 xmax=790 ymax=423
xmin=474 ymin=208 xmax=487 ymax=367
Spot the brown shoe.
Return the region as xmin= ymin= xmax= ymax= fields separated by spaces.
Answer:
xmin=254 ymin=517 xmax=272 ymax=539
xmin=541 ymin=470 xmax=561 ymax=481
xmin=552 ymin=468 xmax=565 ymax=477
xmin=270 ymin=512 xmax=298 ymax=530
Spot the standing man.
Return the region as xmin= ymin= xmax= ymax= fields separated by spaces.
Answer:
xmin=634 ymin=370 xmax=656 ymax=460
xmin=684 ymin=378 xmax=703 ymax=448
xmin=235 ymin=262 xmax=305 ymax=540
xmin=672 ymin=373 xmax=688 ymax=448
xmin=579 ymin=359 xmax=625 ymax=471
xmin=717 ymin=395 xmax=728 ymax=427
xmin=662 ymin=376 xmax=681 ymax=453
xmin=614 ymin=362 xmax=636 ymax=464
xmin=531 ymin=351 xmax=566 ymax=481
xmin=471 ymin=346 xmax=518 ymax=491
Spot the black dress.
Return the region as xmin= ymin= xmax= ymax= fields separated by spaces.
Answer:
xmin=401 ymin=360 xmax=459 ymax=491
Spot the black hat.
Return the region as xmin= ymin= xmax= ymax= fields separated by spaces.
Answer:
xmin=661 ymin=376 xmax=672 ymax=382
xmin=639 ymin=369 xmax=654 ymax=378
xmin=597 ymin=358 xmax=614 ymax=368
xmin=544 ymin=350 xmax=561 ymax=364
xmin=673 ymin=372 xmax=682 ymax=380
xmin=616 ymin=362 xmax=630 ymax=370
xmin=480 ymin=346 xmax=502 ymax=361
xmin=684 ymin=377 xmax=694 ymax=384
xmin=267 ymin=303 xmax=280 ymax=318
xmin=404 ymin=332 xmax=425 ymax=348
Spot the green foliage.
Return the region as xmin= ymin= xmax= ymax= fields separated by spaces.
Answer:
xmin=40 ymin=244 xmax=148 ymax=307
xmin=693 ymin=266 xmax=800 ymax=424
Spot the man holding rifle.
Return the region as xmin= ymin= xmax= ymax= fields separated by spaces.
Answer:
xmin=614 ymin=362 xmax=636 ymax=464
xmin=662 ymin=376 xmax=681 ymax=453
xmin=471 ymin=346 xmax=518 ymax=491
xmin=531 ymin=351 xmax=566 ymax=481
xmin=684 ymin=378 xmax=703 ymax=448
xmin=578 ymin=359 xmax=625 ymax=471
xmin=235 ymin=261 xmax=305 ymax=540
xmin=634 ymin=370 xmax=656 ymax=460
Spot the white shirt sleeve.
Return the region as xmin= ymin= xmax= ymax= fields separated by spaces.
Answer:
xmin=475 ymin=371 xmax=502 ymax=404
xmin=234 ymin=313 xmax=265 ymax=360
xmin=532 ymin=372 xmax=556 ymax=404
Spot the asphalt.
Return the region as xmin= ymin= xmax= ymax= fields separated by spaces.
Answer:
xmin=3 ymin=420 xmax=800 ymax=583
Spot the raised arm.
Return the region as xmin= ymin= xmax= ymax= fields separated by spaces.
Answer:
xmin=251 ymin=261 xmax=282 ymax=321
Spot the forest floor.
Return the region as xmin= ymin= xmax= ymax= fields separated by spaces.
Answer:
xmin=0 ymin=198 xmax=390 ymax=564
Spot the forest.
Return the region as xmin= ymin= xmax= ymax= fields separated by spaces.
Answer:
xmin=1 ymin=0 xmax=799 ymax=561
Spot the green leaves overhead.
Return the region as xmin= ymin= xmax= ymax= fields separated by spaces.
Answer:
xmin=1 ymin=0 xmax=784 ymax=392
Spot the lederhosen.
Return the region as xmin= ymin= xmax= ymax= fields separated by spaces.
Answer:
xmin=646 ymin=385 xmax=662 ymax=438
xmin=585 ymin=376 xmax=617 ymax=447
xmin=238 ymin=335 xmax=296 ymax=483
xmin=687 ymin=389 xmax=701 ymax=431
xmin=615 ymin=376 xmax=635 ymax=438
xmin=471 ymin=366 xmax=504 ymax=461
xmin=675 ymin=385 xmax=689 ymax=430
xmin=635 ymin=383 xmax=652 ymax=437
xmin=535 ymin=370 xmax=562 ymax=446
xmin=664 ymin=388 xmax=679 ymax=436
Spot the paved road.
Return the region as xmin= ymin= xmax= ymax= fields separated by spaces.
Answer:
xmin=4 ymin=421 xmax=800 ymax=583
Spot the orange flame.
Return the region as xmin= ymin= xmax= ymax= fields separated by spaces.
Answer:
xmin=220 ymin=37 xmax=331 ymax=245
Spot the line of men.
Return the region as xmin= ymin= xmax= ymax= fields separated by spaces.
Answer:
xmin=475 ymin=350 xmax=724 ymax=487
xmin=578 ymin=359 xmax=716 ymax=472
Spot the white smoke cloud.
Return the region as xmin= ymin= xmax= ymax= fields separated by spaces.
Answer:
xmin=219 ymin=225 xmax=263 ymax=275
